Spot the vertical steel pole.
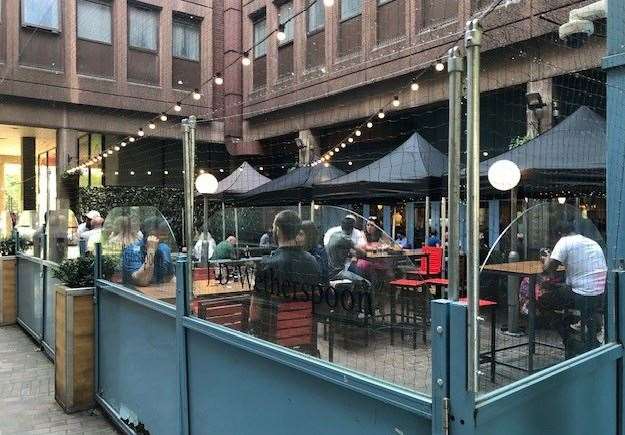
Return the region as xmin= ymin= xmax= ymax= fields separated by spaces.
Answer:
xmin=465 ymin=19 xmax=482 ymax=393
xmin=508 ymin=187 xmax=520 ymax=333
xmin=447 ymin=46 xmax=463 ymax=300
xmin=221 ymin=201 xmax=226 ymax=240
xmin=203 ymin=195 xmax=209 ymax=265
xmin=234 ymin=208 xmax=239 ymax=247
xmin=310 ymin=200 xmax=315 ymax=222
xmin=425 ymin=196 xmax=431 ymax=243
xmin=441 ymin=197 xmax=447 ymax=279
xmin=182 ymin=116 xmax=196 ymax=309
xmin=298 ymin=202 xmax=302 ymax=218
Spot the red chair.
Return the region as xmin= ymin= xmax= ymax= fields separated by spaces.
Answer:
xmin=193 ymin=296 xmax=249 ymax=331
xmin=407 ymin=246 xmax=444 ymax=281
xmin=389 ymin=279 xmax=429 ymax=347
xmin=459 ymin=297 xmax=498 ymax=382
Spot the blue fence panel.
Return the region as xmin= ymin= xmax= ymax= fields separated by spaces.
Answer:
xmin=185 ymin=326 xmax=432 ymax=435
xmin=43 ymin=265 xmax=58 ymax=353
xmin=17 ymin=257 xmax=43 ymax=339
xmin=97 ymin=288 xmax=178 ymax=435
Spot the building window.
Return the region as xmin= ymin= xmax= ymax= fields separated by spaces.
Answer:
xmin=77 ymin=0 xmax=112 ymax=44
xmin=254 ymin=18 xmax=267 ymax=58
xmin=278 ymin=2 xmax=294 ymax=43
xmin=307 ymin=0 xmax=324 ymax=33
xmin=173 ymin=18 xmax=200 ymax=61
xmin=21 ymin=0 xmax=60 ymax=31
xmin=128 ymin=4 xmax=158 ymax=51
xmin=340 ymin=0 xmax=361 ymax=20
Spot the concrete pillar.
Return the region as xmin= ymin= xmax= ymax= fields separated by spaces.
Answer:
xmin=297 ymin=130 xmax=320 ymax=166
xmin=527 ymin=78 xmax=553 ymax=138
xmin=56 ymin=128 xmax=81 ymax=210
xmin=406 ymin=202 xmax=415 ymax=248
xmin=383 ymin=206 xmax=391 ymax=236
xmin=488 ymin=199 xmax=500 ymax=249
xmin=21 ymin=137 xmax=36 ymax=211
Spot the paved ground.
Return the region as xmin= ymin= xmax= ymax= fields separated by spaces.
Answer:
xmin=0 ymin=325 xmax=118 ymax=435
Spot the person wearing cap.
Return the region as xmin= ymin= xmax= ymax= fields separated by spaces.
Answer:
xmin=323 ymin=214 xmax=366 ymax=249
xmin=326 ymin=216 xmax=367 ymax=280
xmin=78 ymin=210 xmax=101 ymax=239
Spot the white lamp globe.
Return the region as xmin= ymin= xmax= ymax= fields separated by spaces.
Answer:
xmin=488 ymin=159 xmax=521 ymax=191
xmin=195 ymin=173 xmax=219 ymax=194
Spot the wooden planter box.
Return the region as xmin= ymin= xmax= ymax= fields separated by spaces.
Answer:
xmin=55 ymin=285 xmax=95 ymax=413
xmin=0 ymin=256 xmax=16 ymax=326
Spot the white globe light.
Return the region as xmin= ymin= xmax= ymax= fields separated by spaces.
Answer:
xmin=323 ymin=0 xmax=334 ymax=6
xmin=195 ymin=172 xmax=219 ymax=194
xmin=558 ymin=197 xmax=566 ymax=204
xmin=487 ymin=160 xmax=521 ymax=191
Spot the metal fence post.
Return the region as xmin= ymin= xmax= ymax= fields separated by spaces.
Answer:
xmin=182 ymin=116 xmax=196 ymax=312
xmin=176 ymin=257 xmax=190 ymax=435
xmin=431 ymin=300 xmax=450 ymax=435
xmin=94 ymin=243 xmax=102 ymax=397
xmin=465 ymin=18 xmax=482 ymax=393
xmin=447 ymin=45 xmax=464 ymax=301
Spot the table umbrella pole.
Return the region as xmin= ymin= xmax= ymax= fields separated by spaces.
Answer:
xmin=221 ymin=201 xmax=226 ymax=241
xmin=447 ymin=46 xmax=463 ymax=300
xmin=465 ymin=19 xmax=482 ymax=393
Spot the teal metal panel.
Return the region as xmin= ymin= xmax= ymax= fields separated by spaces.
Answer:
xmin=16 ymin=256 xmax=43 ymax=339
xmin=431 ymin=300 xmax=450 ymax=435
xmin=448 ymin=302 xmax=475 ymax=435
xmin=186 ymin=327 xmax=432 ymax=435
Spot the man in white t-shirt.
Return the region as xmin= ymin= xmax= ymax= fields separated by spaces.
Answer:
xmin=541 ymin=220 xmax=606 ymax=357
xmin=323 ymin=214 xmax=367 ymax=249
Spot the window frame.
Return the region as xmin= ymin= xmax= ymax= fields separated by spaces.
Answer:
xmin=339 ymin=0 xmax=362 ymax=22
xmin=127 ymin=3 xmax=160 ymax=53
xmin=253 ymin=15 xmax=267 ymax=59
xmin=306 ymin=0 xmax=324 ymax=35
xmin=21 ymin=0 xmax=61 ymax=33
xmin=76 ymin=0 xmax=113 ymax=45
xmin=172 ymin=15 xmax=201 ymax=62
xmin=277 ymin=1 xmax=294 ymax=45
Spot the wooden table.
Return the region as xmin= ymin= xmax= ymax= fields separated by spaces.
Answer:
xmin=135 ymin=279 xmax=253 ymax=302
xmin=483 ymin=260 xmax=564 ymax=373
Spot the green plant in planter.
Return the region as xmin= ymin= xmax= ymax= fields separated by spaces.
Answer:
xmin=0 ymin=237 xmax=25 ymax=256
xmin=52 ymin=255 xmax=117 ymax=289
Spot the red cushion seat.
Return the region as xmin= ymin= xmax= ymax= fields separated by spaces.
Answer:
xmin=458 ymin=297 xmax=497 ymax=308
xmin=389 ymin=279 xmax=427 ymax=287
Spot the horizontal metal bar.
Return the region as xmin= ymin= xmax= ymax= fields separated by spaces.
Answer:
xmin=183 ymin=315 xmax=433 ymax=418
xmin=41 ymin=341 xmax=55 ymax=362
xmin=16 ymin=254 xmax=59 ymax=269
xmin=16 ymin=318 xmax=42 ymax=342
xmin=96 ymin=279 xmax=176 ymax=319
xmin=95 ymin=395 xmax=135 ymax=435
xmin=476 ymin=343 xmax=622 ymax=420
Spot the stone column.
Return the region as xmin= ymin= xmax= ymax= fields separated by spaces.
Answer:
xmin=298 ymin=130 xmax=320 ymax=166
xmin=56 ymin=127 xmax=81 ymax=210
xmin=406 ymin=202 xmax=415 ymax=247
xmin=527 ymin=78 xmax=553 ymax=138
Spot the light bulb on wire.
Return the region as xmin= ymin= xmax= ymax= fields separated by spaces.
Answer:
xmin=148 ymin=122 xmax=156 ymax=130
xmin=276 ymin=24 xmax=286 ymax=42
xmin=411 ymin=80 xmax=420 ymax=91
xmin=138 ymin=128 xmax=145 ymax=137
xmin=192 ymin=89 xmax=201 ymax=100
xmin=435 ymin=61 xmax=445 ymax=72
xmin=378 ymin=109 xmax=385 ymax=119
xmin=242 ymin=52 xmax=251 ymax=66
xmin=121 ymin=141 xmax=127 ymax=147
xmin=160 ymin=113 xmax=168 ymax=121
xmin=323 ymin=0 xmax=334 ymax=6
xmin=114 ymin=146 xmax=120 ymax=151
xmin=334 ymin=147 xmax=339 ymax=152
xmin=129 ymin=137 xmax=135 ymax=142
xmin=392 ymin=96 xmax=400 ymax=107
xmin=341 ymin=143 xmax=346 ymax=148
xmin=355 ymin=129 xmax=361 ymax=136
xmin=214 ymin=73 xmax=223 ymax=85
xmin=367 ymin=121 xmax=373 ymax=128
xmin=348 ymin=137 xmax=354 ymax=143
xmin=174 ymin=102 xmax=182 ymax=112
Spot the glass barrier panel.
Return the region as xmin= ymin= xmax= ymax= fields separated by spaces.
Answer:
xmin=478 ymin=201 xmax=608 ymax=393
xmin=101 ymin=206 xmax=179 ymax=304
xmin=191 ymin=204 xmax=432 ymax=395
xmin=16 ymin=210 xmax=40 ymax=257
xmin=46 ymin=209 xmax=79 ymax=262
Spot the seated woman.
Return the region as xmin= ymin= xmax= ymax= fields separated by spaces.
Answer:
xmin=122 ymin=217 xmax=174 ymax=287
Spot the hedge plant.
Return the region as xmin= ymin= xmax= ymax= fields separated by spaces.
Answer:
xmin=52 ymin=255 xmax=117 ymax=288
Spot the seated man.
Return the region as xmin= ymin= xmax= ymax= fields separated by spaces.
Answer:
xmin=122 ymin=217 xmax=174 ymax=287
xmin=323 ymin=214 xmax=367 ymax=249
xmin=326 ymin=216 xmax=367 ymax=282
xmin=213 ymin=236 xmax=237 ymax=260
xmin=540 ymin=221 xmax=607 ymax=357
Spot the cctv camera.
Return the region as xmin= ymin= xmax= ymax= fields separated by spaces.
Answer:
xmin=558 ymin=0 xmax=606 ymax=49
xmin=559 ymin=19 xmax=593 ymax=49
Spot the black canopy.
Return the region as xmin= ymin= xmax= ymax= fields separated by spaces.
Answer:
xmin=238 ymin=164 xmax=345 ymax=206
xmin=480 ymin=106 xmax=605 ymax=172
xmin=315 ymin=132 xmax=448 ymax=202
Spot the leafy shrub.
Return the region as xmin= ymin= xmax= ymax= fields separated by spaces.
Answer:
xmin=0 ymin=237 xmax=25 ymax=256
xmin=52 ymin=255 xmax=117 ymax=288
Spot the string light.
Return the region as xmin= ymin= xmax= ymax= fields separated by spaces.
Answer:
xmin=348 ymin=137 xmax=354 ymax=143
xmin=435 ymin=61 xmax=445 ymax=72
xmin=130 ymin=170 xmax=135 ymax=176
xmin=199 ymin=169 xmax=205 ymax=174
xmin=164 ymin=170 xmax=169 ymax=175
xmin=259 ymin=166 xmax=264 ymax=171
xmin=392 ymin=96 xmax=400 ymax=107
xmin=160 ymin=113 xmax=168 ymax=121
xmin=114 ymin=146 xmax=120 ymax=151
xmin=324 ymin=162 xmax=329 ymax=167
xmin=242 ymin=52 xmax=251 ymax=66
xmin=348 ymin=161 xmax=353 ymax=166
xmin=114 ymin=171 xmax=119 ymax=175
xmin=334 ymin=147 xmax=339 ymax=152
xmin=138 ymin=128 xmax=145 ymax=137
xmin=355 ymin=129 xmax=361 ymax=136
xmin=276 ymin=24 xmax=286 ymax=41
xmin=174 ymin=102 xmax=182 ymax=112
xmin=367 ymin=121 xmax=373 ymax=128
xmin=147 ymin=170 xmax=152 ymax=175
xmin=329 ymin=151 xmax=334 ymax=156
xmin=341 ymin=143 xmax=346 ymax=148
xmin=219 ymin=168 xmax=224 ymax=172
xmin=192 ymin=89 xmax=202 ymax=100
xmin=148 ymin=122 xmax=156 ymax=130
xmin=107 ymin=149 xmax=113 ymax=155
xmin=323 ymin=0 xmax=334 ymax=6
xmin=121 ymin=141 xmax=127 ymax=147
xmin=214 ymin=73 xmax=224 ymax=85
xmin=411 ymin=79 xmax=420 ymax=91
xmin=378 ymin=109 xmax=385 ymax=119
xmin=129 ymin=137 xmax=135 ymax=142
